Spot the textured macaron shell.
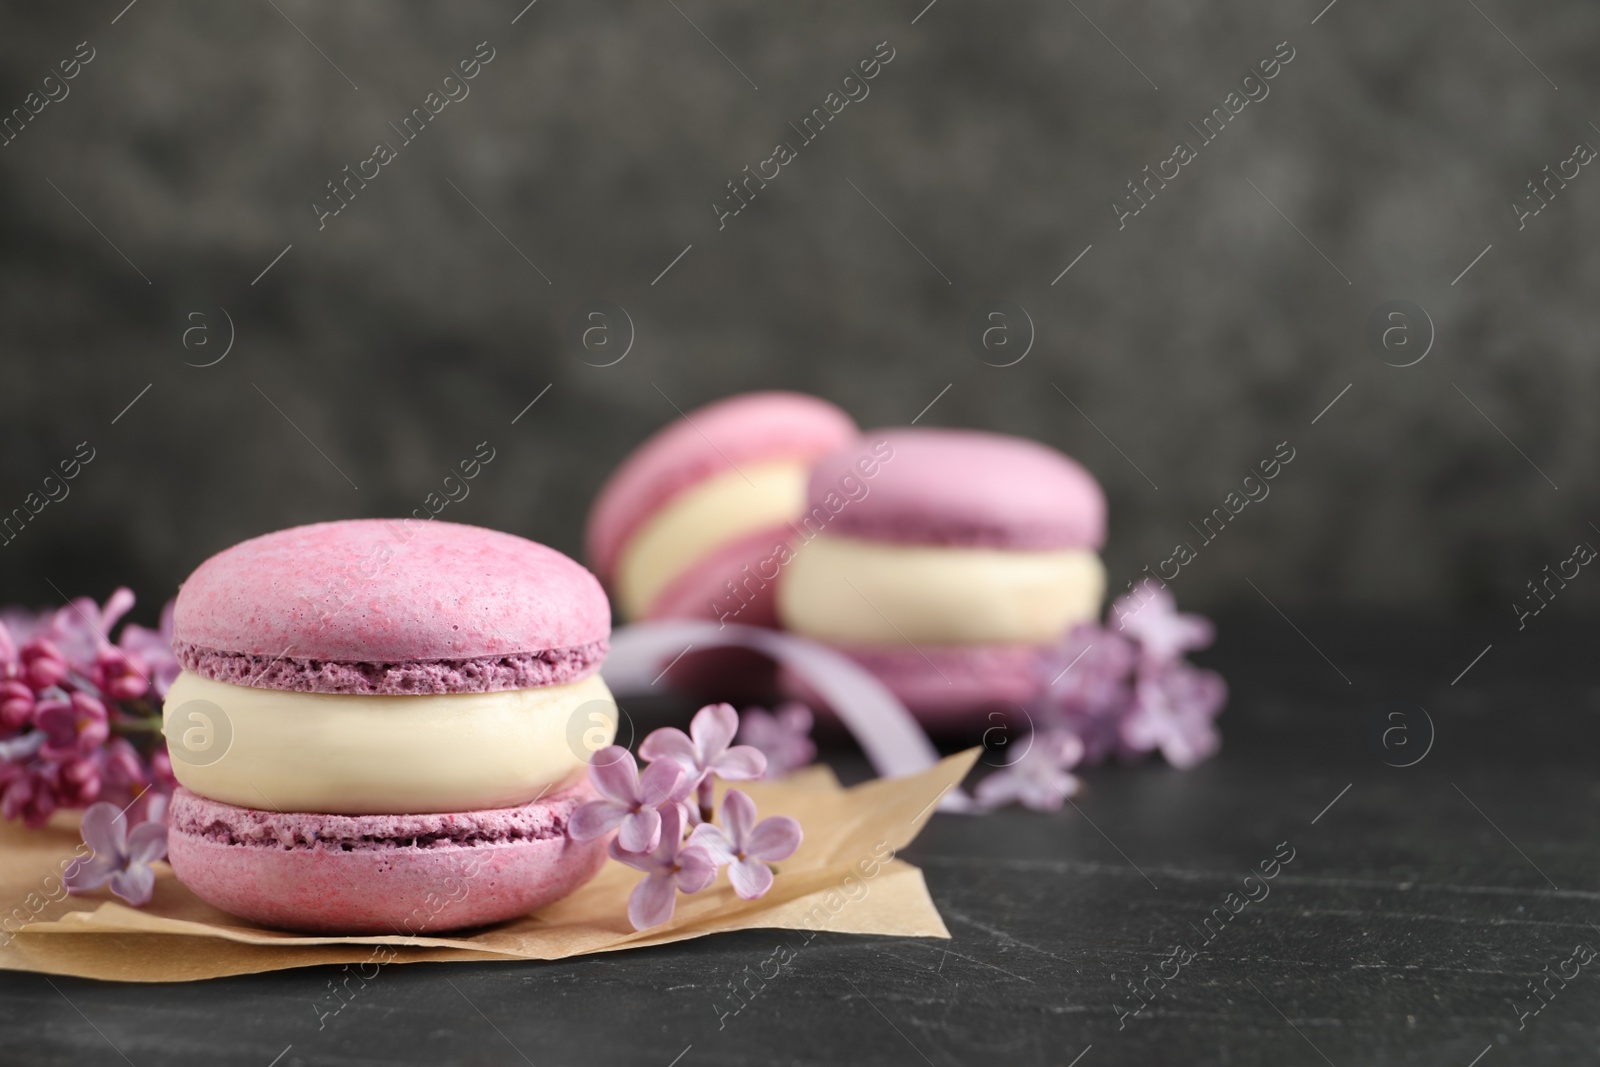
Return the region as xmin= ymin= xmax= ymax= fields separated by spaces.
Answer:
xmin=166 ymin=781 xmax=608 ymax=934
xmin=173 ymin=520 xmax=610 ymax=695
xmin=585 ymin=391 xmax=857 ymax=583
xmin=807 ymin=428 xmax=1106 ymax=550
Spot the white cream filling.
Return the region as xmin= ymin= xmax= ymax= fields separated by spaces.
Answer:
xmin=615 ymin=459 xmax=809 ymax=620
xmin=776 ymin=534 xmax=1105 ymax=646
xmin=162 ymin=671 xmax=616 ymax=815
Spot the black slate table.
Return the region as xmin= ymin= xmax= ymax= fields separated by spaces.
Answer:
xmin=3 ymin=614 xmax=1596 ymax=1066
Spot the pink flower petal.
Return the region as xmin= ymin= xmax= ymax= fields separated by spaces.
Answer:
xmin=124 ymin=821 xmax=168 ymax=866
xmin=973 ymin=771 xmax=1028 ymax=811
xmin=689 ymin=703 xmax=739 ymax=761
xmin=745 ymin=815 xmax=802 ymax=862
xmin=720 ymin=789 xmax=756 ymax=848
xmin=638 ymin=726 xmax=697 ymax=769
xmin=78 ymin=801 xmax=127 ymax=858
xmin=618 ymin=805 xmax=663 ymax=854
xmin=709 ymin=745 xmax=767 ymax=782
xmin=627 ymin=871 xmax=679 ymax=929
xmin=63 ymin=850 xmax=120 ymax=892
xmin=638 ymin=759 xmax=689 ymax=808
xmin=674 ymin=844 xmax=719 ymax=894
xmin=102 ymin=588 xmax=137 ymax=635
xmin=587 ymin=746 xmax=640 ymax=804
xmin=1161 ymin=723 xmax=1218 ymax=770
xmin=570 ymin=799 xmax=629 ymax=842
xmin=608 ymin=838 xmax=659 ymax=873
xmin=109 ymin=862 xmax=156 ymax=907
xmin=776 ymin=702 xmax=813 ymax=734
xmin=727 ymin=856 xmax=774 ymax=899
xmin=687 ymin=822 xmax=736 ymax=866
xmin=1020 ymin=771 xmax=1076 ymax=811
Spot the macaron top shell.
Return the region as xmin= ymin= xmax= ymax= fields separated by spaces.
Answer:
xmin=585 ymin=391 xmax=857 ymax=581
xmin=173 ymin=519 xmax=609 ymax=695
xmin=810 ymin=428 xmax=1107 ymax=551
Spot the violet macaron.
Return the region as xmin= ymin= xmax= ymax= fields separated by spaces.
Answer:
xmin=163 ymin=519 xmax=618 ymax=933
xmin=775 ymin=429 xmax=1107 ymax=726
xmin=586 ymin=391 xmax=857 ymax=628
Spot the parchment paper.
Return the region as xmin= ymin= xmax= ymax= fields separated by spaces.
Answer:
xmin=0 ymin=751 xmax=977 ymax=982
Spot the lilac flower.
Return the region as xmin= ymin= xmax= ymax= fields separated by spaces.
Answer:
xmin=35 ymin=692 xmax=109 ymax=760
xmin=148 ymin=745 xmax=179 ymax=795
xmin=0 ymin=769 xmax=57 ymax=826
xmin=99 ymin=738 xmax=152 ymax=807
xmin=640 ymin=703 xmax=767 ymax=820
xmin=54 ymin=756 xmax=103 ymax=808
xmin=0 ymin=680 xmax=34 ymax=733
xmin=0 ymin=588 xmax=180 ymax=828
xmin=48 ymin=588 xmax=137 ymax=669
xmin=0 ymin=732 xmax=55 ymax=826
xmin=974 ymin=730 xmax=1085 ymax=812
xmin=1120 ymin=662 xmax=1227 ymax=769
xmin=608 ymin=802 xmax=717 ymax=930
xmin=93 ymin=647 xmax=149 ymax=702
xmin=569 ymin=745 xmax=690 ymax=853
xmin=0 ymin=608 xmax=53 ymax=648
xmin=1032 ymin=625 xmax=1138 ymax=765
xmin=116 ymin=600 xmax=179 ymax=699
xmin=735 ymin=702 xmax=816 ymax=778
xmin=65 ymin=794 xmax=169 ymax=906
xmin=1111 ymin=581 xmax=1214 ymax=664
xmin=19 ymin=640 xmax=68 ymax=691
xmin=689 ymin=789 xmax=802 ymax=899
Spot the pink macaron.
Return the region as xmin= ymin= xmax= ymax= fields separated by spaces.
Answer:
xmin=775 ymin=428 xmax=1108 ymax=727
xmin=163 ymin=519 xmax=618 ymax=933
xmin=586 ymin=391 xmax=857 ymax=628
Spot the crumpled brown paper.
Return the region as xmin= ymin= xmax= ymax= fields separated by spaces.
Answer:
xmin=0 ymin=750 xmax=977 ymax=982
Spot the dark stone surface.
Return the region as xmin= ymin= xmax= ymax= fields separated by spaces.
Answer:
xmin=3 ymin=2 xmax=1599 ymax=616
xmin=3 ymin=615 xmax=1597 ymax=1065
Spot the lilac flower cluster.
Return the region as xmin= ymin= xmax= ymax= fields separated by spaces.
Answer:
xmin=978 ymin=582 xmax=1226 ymax=813
xmin=0 ymin=589 xmax=180 ymax=828
xmin=569 ymin=704 xmax=803 ymax=930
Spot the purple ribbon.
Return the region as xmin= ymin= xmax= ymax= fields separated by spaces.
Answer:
xmin=603 ymin=622 xmax=975 ymax=813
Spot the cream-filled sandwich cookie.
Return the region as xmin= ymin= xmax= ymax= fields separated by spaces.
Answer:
xmin=776 ymin=429 xmax=1107 ymax=726
xmin=162 ymin=519 xmax=617 ymax=932
xmin=586 ymin=391 xmax=857 ymax=626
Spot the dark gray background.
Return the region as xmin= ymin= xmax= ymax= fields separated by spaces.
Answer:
xmin=2 ymin=0 xmax=1596 ymax=623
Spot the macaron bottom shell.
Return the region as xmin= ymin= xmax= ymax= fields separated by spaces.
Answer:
xmin=167 ymin=782 xmax=608 ymax=934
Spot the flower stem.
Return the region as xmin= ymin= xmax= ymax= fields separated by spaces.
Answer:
xmin=110 ymin=715 xmax=164 ymax=734
xmin=697 ymin=777 xmax=714 ymax=824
